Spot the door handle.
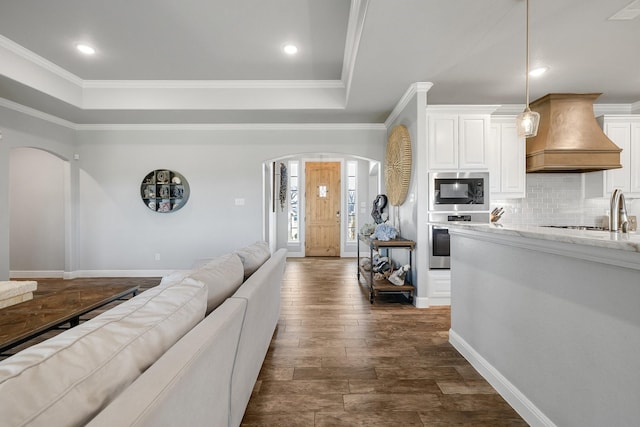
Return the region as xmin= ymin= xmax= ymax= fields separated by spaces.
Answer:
xmin=336 ymin=211 xmax=340 ymax=217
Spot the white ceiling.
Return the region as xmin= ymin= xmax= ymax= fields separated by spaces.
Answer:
xmin=0 ymin=0 xmax=639 ymax=125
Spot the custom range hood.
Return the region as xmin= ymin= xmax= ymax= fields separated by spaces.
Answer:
xmin=525 ymin=93 xmax=622 ymax=172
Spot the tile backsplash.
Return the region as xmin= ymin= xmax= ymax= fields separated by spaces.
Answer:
xmin=493 ymin=173 xmax=638 ymax=227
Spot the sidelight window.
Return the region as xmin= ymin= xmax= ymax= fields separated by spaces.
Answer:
xmin=347 ymin=161 xmax=357 ymax=242
xmin=288 ymin=161 xmax=299 ymax=242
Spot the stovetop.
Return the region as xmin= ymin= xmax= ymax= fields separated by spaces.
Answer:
xmin=542 ymin=225 xmax=607 ymax=231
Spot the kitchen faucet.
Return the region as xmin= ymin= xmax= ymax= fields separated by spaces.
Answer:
xmin=609 ymin=189 xmax=629 ymax=233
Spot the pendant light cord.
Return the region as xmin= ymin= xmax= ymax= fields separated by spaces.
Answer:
xmin=525 ymin=0 xmax=531 ymax=111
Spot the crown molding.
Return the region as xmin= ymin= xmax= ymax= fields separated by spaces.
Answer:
xmin=75 ymin=123 xmax=386 ymax=131
xmin=384 ymin=82 xmax=434 ymax=127
xmin=0 ymin=97 xmax=77 ymax=129
xmin=0 ymin=35 xmax=83 ymax=86
xmin=81 ymin=80 xmax=344 ymax=90
xmin=426 ymin=104 xmax=499 ymax=115
xmin=342 ymin=0 xmax=370 ymax=102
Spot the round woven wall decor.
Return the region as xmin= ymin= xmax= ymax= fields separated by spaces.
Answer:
xmin=384 ymin=125 xmax=412 ymax=206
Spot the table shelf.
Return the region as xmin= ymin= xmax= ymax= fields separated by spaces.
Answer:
xmin=357 ymin=234 xmax=415 ymax=304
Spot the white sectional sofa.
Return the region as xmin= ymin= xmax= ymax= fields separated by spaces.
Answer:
xmin=0 ymin=242 xmax=286 ymax=427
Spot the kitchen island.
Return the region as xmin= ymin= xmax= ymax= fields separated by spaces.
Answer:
xmin=446 ymin=223 xmax=640 ymax=427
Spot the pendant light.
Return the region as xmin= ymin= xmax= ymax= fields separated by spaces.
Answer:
xmin=516 ymin=0 xmax=540 ymax=138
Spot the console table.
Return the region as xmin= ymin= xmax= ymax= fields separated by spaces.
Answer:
xmin=357 ymin=234 xmax=415 ymax=303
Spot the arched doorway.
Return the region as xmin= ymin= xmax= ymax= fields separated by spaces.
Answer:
xmin=9 ymin=147 xmax=68 ymax=277
xmin=263 ymin=153 xmax=381 ymax=257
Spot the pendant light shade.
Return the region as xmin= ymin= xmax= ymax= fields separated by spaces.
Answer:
xmin=516 ymin=0 xmax=539 ymax=138
xmin=516 ymin=108 xmax=540 ymax=137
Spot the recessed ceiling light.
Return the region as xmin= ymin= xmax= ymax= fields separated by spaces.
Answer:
xmin=76 ymin=44 xmax=96 ymax=55
xmin=283 ymin=44 xmax=298 ymax=55
xmin=529 ymin=66 xmax=548 ymax=77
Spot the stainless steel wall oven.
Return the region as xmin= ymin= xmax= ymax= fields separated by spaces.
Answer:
xmin=428 ymin=212 xmax=490 ymax=269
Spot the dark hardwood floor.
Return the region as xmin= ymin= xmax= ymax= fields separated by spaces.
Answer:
xmin=3 ymin=259 xmax=527 ymax=426
xmin=241 ymin=257 xmax=527 ymax=426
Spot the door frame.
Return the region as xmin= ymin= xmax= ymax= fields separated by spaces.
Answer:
xmin=261 ymin=154 xmax=382 ymax=258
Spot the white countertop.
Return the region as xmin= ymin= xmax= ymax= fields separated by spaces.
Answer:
xmin=440 ymin=221 xmax=640 ymax=253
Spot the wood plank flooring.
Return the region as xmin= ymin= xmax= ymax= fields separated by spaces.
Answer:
xmin=241 ymin=257 xmax=527 ymax=426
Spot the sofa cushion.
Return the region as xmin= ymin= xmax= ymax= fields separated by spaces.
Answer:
xmin=158 ymin=270 xmax=189 ymax=287
xmin=188 ymin=253 xmax=244 ymax=314
xmin=235 ymin=241 xmax=271 ymax=280
xmin=0 ymin=276 xmax=207 ymax=427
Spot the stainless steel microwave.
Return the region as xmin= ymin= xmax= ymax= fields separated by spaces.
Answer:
xmin=428 ymin=171 xmax=489 ymax=211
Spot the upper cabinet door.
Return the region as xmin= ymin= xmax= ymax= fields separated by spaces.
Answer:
xmin=584 ymin=116 xmax=640 ymax=198
xmin=631 ymin=122 xmax=640 ymax=194
xmin=487 ymin=123 xmax=502 ymax=194
xmin=604 ymin=122 xmax=631 ymax=194
xmin=487 ymin=118 xmax=525 ymax=199
xmin=427 ymin=113 xmax=488 ymax=170
xmin=428 ymin=114 xmax=458 ymax=170
xmin=458 ymin=115 xmax=488 ymax=170
xmin=500 ymin=123 xmax=525 ymax=195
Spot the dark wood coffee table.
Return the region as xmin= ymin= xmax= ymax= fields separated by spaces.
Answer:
xmin=0 ymin=283 xmax=138 ymax=354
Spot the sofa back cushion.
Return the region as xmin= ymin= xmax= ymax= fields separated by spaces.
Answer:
xmin=235 ymin=241 xmax=271 ymax=280
xmin=86 ymin=298 xmax=247 ymax=427
xmin=187 ymin=252 xmax=244 ymax=314
xmin=0 ymin=277 xmax=207 ymax=427
xmin=229 ymin=248 xmax=286 ymax=426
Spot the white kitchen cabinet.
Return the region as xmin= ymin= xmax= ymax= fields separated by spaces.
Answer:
xmin=487 ymin=117 xmax=526 ymax=199
xmin=427 ymin=113 xmax=490 ymax=170
xmin=584 ymin=115 xmax=640 ymax=198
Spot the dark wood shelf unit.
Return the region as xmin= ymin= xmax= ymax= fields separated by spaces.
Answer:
xmin=357 ymin=234 xmax=415 ymax=304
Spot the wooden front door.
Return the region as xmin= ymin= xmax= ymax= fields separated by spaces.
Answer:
xmin=305 ymin=162 xmax=341 ymax=256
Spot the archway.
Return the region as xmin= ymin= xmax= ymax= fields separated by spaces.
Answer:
xmin=263 ymin=153 xmax=381 ymax=257
xmin=9 ymin=147 xmax=69 ymax=277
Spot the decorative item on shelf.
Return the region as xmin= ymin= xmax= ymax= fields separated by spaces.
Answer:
xmin=140 ymin=169 xmax=190 ymax=213
xmin=384 ymin=125 xmax=412 ymax=206
xmin=372 ymin=256 xmax=391 ymax=273
xmin=372 ymin=222 xmax=398 ymax=241
xmin=360 ymin=222 xmax=376 ymax=237
xmin=388 ymin=264 xmax=410 ymax=286
xmin=515 ymin=0 xmax=540 ymax=138
xmin=371 ymin=194 xmax=388 ymax=224
xmin=279 ymin=162 xmax=287 ymax=211
xmin=156 ymin=170 xmax=170 ymax=184
xmin=359 ymin=257 xmax=372 ymax=271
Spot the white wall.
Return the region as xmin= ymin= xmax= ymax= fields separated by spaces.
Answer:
xmin=0 ymin=105 xmax=76 ymax=279
xmin=10 ymin=148 xmax=65 ymax=273
xmin=383 ymin=87 xmax=430 ymax=306
xmin=70 ymin=126 xmax=384 ymax=274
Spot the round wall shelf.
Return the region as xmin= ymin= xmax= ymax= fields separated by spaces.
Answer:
xmin=140 ymin=169 xmax=190 ymax=213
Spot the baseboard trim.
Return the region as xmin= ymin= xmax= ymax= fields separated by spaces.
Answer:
xmin=73 ymin=270 xmax=171 ymax=278
xmin=413 ymin=296 xmax=451 ymax=308
xmin=10 ymin=270 xmax=64 ymax=279
xmin=449 ymin=329 xmax=557 ymax=427
xmin=12 ymin=270 xmax=172 ymax=279
xmin=414 ymin=296 xmax=430 ymax=308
